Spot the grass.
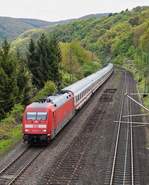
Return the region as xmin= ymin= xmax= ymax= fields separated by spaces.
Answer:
xmin=0 ymin=104 xmax=24 ymax=155
xmin=0 ymin=125 xmax=22 ymax=155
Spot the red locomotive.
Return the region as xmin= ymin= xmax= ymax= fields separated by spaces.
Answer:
xmin=22 ymin=63 xmax=113 ymax=143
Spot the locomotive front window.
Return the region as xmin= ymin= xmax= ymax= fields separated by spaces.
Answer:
xmin=37 ymin=112 xmax=47 ymax=120
xmin=26 ymin=112 xmax=36 ymax=120
xmin=26 ymin=112 xmax=47 ymax=120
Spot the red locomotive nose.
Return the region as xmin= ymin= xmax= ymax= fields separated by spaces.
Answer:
xmin=34 ymin=120 xmax=39 ymax=124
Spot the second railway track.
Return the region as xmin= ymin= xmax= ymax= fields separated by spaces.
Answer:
xmin=105 ymin=71 xmax=142 ymax=185
xmin=0 ymin=146 xmax=45 ymax=185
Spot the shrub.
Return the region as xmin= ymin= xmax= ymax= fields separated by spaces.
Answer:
xmin=1 ymin=104 xmax=24 ymax=126
xmin=32 ymin=81 xmax=57 ymax=101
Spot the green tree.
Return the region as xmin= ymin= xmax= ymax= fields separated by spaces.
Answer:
xmin=36 ymin=34 xmax=53 ymax=88
xmin=17 ymin=55 xmax=33 ymax=105
xmin=27 ymin=34 xmax=62 ymax=90
xmin=0 ymin=40 xmax=18 ymax=118
xmin=27 ymin=39 xmax=41 ymax=88
xmin=48 ymin=34 xmax=62 ymax=90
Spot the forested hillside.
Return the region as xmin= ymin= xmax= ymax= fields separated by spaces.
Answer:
xmin=48 ymin=6 xmax=149 ymax=105
xmin=2 ymin=6 xmax=149 ymax=114
xmin=0 ymin=17 xmax=52 ymax=42
xmin=9 ymin=6 xmax=149 ymax=105
xmin=12 ymin=6 xmax=149 ymax=106
xmin=0 ymin=13 xmax=108 ymax=42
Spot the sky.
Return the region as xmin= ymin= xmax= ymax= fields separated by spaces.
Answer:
xmin=0 ymin=0 xmax=148 ymax=22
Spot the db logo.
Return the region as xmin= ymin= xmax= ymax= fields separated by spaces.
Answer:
xmin=34 ymin=120 xmax=39 ymax=124
xmin=33 ymin=125 xmax=38 ymax=128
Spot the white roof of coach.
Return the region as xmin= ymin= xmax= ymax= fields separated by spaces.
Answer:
xmin=63 ymin=63 xmax=113 ymax=95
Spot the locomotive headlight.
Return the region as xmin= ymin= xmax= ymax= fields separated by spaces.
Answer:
xmin=25 ymin=129 xmax=29 ymax=132
xmin=25 ymin=124 xmax=33 ymax=128
xmin=43 ymin=129 xmax=47 ymax=132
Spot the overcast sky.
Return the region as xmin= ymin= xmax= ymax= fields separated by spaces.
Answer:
xmin=0 ymin=0 xmax=148 ymax=21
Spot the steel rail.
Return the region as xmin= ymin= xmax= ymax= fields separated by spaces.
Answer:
xmin=0 ymin=147 xmax=44 ymax=185
xmin=122 ymin=81 xmax=129 ymax=185
xmin=129 ymin=82 xmax=134 ymax=185
xmin=0 ymin=146 xmax=29 ymax=175
xmin=7 ymin=148 xmax=44 ymax=185
xmin=109 ymin=72 xmax=126 ymax=185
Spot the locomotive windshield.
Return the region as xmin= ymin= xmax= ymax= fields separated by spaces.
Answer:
xmin=37 ymin=112 xmax=47 ymax=120
xmin=26 ymin=112 xmax=47 ymax=120
xmin=27 ymin=112 xmax=36 ymax=120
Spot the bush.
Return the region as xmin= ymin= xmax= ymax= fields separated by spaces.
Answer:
xmin=82 ymin=61 xmax=100 ymax=76
xmin=1 ymin=104 xmax=24 ymax=126
xmin=32 ymin=81 xmax=57 ymax=101
xmin=0 ymin=103 xmax=24 ymax=143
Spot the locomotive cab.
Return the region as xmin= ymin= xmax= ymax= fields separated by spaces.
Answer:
xmin=23 ymin=103 xmax=53 ymax=143
xmin=22 ymin=92 xmax=75 ymax=144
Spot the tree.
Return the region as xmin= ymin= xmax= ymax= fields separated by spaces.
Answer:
xmin=36 ymin=34 xmax=52 ymax=87
xmin=0 ymin=40 xmax=18 ymax=118
xmin=27 ymin=34 xmax=62 ymax=90
xmin=129 ymin=16 xmax=140 ymax=26
xmin=48 ymin=34 xmax=62 ymax=90
xmin=27 ymin=39 xmax=41 ymax=88
xmin=17 ymin=54 xmax=33 ymax=105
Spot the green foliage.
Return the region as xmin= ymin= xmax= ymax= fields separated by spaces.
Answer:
xmin=48 ymin=34 xmax=62 ymax=89
xmin=11 ymin=29 xmax=45 ymax=56
xmin=0 ymin=125 xmax=22 ymax=154
xmin=27 ymin=38 xmax=42 ymax=88
xmin=129 ymin=16 xmax=140 ymax=26
xmin=60 ymin=41 xmax=100 ymax=86
xmin=16 ymin=58 xmax=33 ymax=105
xmin=140 ymin=28 xmax=149 ymax=52
xmin=5 ymin=6 xmax=149 ymax=108
xmin=0 ymin=103 xmax=23 ymax=154
xmin=1 ymin=104 xmax=24 ymax=126
xmin=0 ymin=40 xmax=18 ymax=117
xmin=0 ymin=40 xmax=33 ymax=118
xmin=27 ymin=34 xmax=61 ymax=89
xmin=0 ymin=17 xmax=51 ymax=42
xmin=32 ymin=81 xmax=57 ymax=101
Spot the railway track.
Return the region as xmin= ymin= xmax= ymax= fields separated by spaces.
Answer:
xmin=105 ymin=71 xmax=141 ymax=185
xmin=0 ymin=146 xmax=44 ymax=185
xmin=40 ymin=87 xmax=117 ymax=185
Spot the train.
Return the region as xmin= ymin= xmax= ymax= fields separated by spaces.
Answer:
xmin=22 ymin=63 xmax=114 ymax=143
